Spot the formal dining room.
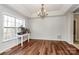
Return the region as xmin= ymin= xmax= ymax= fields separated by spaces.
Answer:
xmin=0 ymin=4 xmax=79 ymax=55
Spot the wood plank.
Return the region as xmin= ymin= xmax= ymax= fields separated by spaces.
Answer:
xmin=0 ymin=39 xmax=79 ymax=55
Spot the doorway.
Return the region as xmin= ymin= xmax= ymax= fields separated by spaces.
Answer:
xmin=73 ymin=14 xmax=79 ymax=44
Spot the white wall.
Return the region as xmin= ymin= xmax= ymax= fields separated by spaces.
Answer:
xmin=30 ymin=13 xmax=74 ymax=43
xmin=64 ymin=13 xmax=73 ymax=43
xmin=0 ymin=5 xmax=28 ymax=53
xmin=0 ymin=12 xmax=3 ymax=42
xmin=30 ymin=16 xmax=65 ymax=40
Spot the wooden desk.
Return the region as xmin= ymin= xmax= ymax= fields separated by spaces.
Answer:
xmin=17 ymin=33 xmax=30 ymax=47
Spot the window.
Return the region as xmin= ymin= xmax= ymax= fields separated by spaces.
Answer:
xmin=16 ymin=19 xmax=25 ymax=27
xmin=3 ymin=15 xmax=25 ymax=41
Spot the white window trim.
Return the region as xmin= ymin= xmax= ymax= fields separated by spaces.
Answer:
xmin=3 ymin=15 xmax=25 ymax=42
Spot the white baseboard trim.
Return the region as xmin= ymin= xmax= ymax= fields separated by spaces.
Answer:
xmin=70 ymin=43 xmax=79 ymax=49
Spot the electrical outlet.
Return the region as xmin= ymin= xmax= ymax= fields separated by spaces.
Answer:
xmin=57 ymin=35 xmax=62 ymax=39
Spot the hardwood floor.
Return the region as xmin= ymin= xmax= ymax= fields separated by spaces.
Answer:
xmin=0 ymin=39 xmax=79 ymax=55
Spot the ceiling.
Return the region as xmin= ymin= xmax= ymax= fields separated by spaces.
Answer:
xmin=5 ymin=4 xmax=73 ymax=18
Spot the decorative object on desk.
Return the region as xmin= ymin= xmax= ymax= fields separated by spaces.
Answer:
xmin=17 ymin=25 xmax=30 ymax=35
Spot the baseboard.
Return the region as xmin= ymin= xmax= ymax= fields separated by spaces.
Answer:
xmin=30 ymin=38 xmax=64 ymax=41
xmin=70 ymin=43 xmax=79 ymax=49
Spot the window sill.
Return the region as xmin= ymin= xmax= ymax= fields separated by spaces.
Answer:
xmin=2 ymin=37 xmax=18 ymax=42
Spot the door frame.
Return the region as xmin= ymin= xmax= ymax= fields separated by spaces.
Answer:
xmin=73 ymin=14 xmax=79 ymax=43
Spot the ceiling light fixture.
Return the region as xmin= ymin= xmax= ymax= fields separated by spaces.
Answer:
xmin=38 ymin=4 xmax=48 ymax=18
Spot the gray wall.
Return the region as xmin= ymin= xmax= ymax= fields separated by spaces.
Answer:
xmin=30 ymin=16 xmax=65 ymax=40
xmin=29 ymin=13 xmax=73 ymax=44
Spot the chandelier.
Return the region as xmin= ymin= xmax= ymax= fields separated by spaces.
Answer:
xmin=38 ymin=4 xmax=48 ymax=17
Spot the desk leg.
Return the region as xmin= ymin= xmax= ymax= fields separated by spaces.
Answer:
xmin=27 ymin=34 xmax=29 ymax=42
xmin=21 ymin=36 xmax=23 ymax=47
xmin=17 ymin=38 xmax=19 ymax=45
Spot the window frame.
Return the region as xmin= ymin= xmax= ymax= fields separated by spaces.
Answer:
xmin=3 ymin=15 xmax=25 ymax=41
